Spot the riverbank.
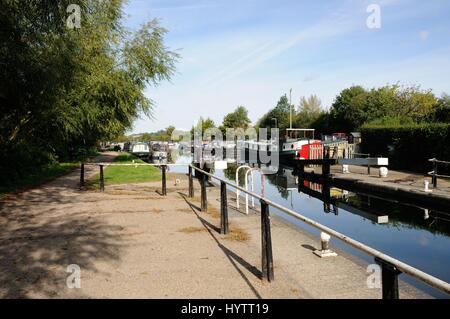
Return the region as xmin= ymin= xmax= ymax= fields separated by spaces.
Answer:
xmin=0 ymin=164 xmax=431 ymax=298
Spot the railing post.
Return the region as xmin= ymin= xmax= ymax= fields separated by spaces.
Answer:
xmin=261 ymin=199 xmax=274 ymax=282
xmin=80 ymin=163 xmax=85 ymax=187
xmin=432 ymin=159 xmax=438 ymax=188
xmin=375 ymin=257 xmax=402 ymax=299
xmin=99 ymin=165 xmax=104 ymax=192
xmin=162 ymin=165 xmax=167 ymax=196
xmin=367 ymin=154 xmax=371 ymax=175
xmin=201 ymin=172 xmax=207 ymax=212
xmin=220 ymin=181 xmax=229 ymax=235
xmin=188 ymin=166 xmax=194 ymax=198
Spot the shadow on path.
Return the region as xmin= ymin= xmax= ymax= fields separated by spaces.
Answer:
xmin=179 ymin=192 xmax=262 ymax=299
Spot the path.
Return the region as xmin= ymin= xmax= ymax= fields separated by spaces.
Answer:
xmin=0 ymin=156 xmax=431 ymax=298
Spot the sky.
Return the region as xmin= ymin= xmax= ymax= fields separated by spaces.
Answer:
xmin=123 ymin=0 xmax=450 ymax=134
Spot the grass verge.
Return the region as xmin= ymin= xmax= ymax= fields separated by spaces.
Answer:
xmin=87 ymin=153 xmax=161 ymax=188
xmin=0 ymin=162 xmax=79 ymax=198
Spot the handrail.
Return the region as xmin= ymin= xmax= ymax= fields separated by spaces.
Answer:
xmin=82 ymin=162 xmax=187 ymax=167
xmin=427 ymin=170 xmax=450 ymax=179
xmin=189 ymin=164 xmax=450 ymax=296
xmin=80 ymin=159 xmax=450 ymax=296
xmin=428 ymin=158 xmax=450 ymax=188
xmin=429 ymin=158 xmax=450 ymax=165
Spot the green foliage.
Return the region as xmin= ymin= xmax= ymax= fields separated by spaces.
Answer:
xmin=257 ymin=94 xmax=292 ymax=130
xmin=329 ymin=85 xmax=440 ymax=131
xmin=329 ymin=86 xmax=367 ymax=130
xmin=361 ymin=123 xmax=450 ymax=172
xmin=294 ymin=95 xmax=324 ymax=128
xmin=221 ymin=106 xmax=251 ymax=130
xmin=138 ymin=126 xmax=177 ymax=142
xmin=0 ymin=162 xmax=79 ymax=197
xmin=365 ymin=116 xmax=415 ymax=127
xmin=0 ymin=1 xmax=177 ymax=186
xmin=429 ymin=94 xmax=450 ymax=123
xmin=190 ymin=117 xmax=217 ymax=138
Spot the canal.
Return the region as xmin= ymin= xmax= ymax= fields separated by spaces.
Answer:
xmin=164 ymin=155 xmax=450 ymax=299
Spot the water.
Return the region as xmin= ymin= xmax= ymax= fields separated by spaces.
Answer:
xmin=163 ymin=154 xmax=450 ymax=298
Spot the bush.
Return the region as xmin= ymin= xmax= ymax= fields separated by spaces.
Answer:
xmin=361 ymin=123 xmax=450 ymax=173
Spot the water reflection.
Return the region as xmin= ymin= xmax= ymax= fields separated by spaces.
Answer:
xmin=163 ymin=155 xmax=450 ymax=298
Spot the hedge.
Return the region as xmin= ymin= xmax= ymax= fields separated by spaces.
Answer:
xmin=360 ymin=123 xmax=450 ymax=173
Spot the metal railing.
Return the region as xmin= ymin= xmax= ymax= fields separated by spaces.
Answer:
xmin=79 ymin=162 xmax=187 ymax=193
xmin=188 ymin=165 xmax=450 ymax=298
xmin=428 ymin=158 xmax=450 ymax=188
xmin=79 ymin=161 xmax=450 ymax=298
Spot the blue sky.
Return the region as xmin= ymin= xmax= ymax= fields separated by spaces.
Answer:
xmin=123 ymin=0 xmax=450 ymax=133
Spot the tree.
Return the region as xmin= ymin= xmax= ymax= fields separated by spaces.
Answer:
xmin=257 ymin=94 xmax=291 ymax=130
xmin=190 ymin=117 xmax=216 ymax=139
xmin=431 ymin=94 xmax=450 ymax=123
xmin=329 ymin=86 xmax=367 ymax=131
xmin=294 ymin=95 xmax=323 ymax=128
xmin=222 ymin=106 xmax=251 ymax=130
xmin=329 ymin=84 xmax=439 ymax=131
xmin=0 ymin=1 xmax=178 ymax=183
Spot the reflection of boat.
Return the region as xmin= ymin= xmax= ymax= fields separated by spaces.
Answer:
xmin=131 ymin=142 xmax=150 ymax=159
xmin=275 ymin=167 xmax=298 ymax=190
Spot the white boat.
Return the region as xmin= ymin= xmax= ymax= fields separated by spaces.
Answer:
xmin=131 ymin=142 xmax=150 ymax=159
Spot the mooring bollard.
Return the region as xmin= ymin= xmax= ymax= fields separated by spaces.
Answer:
xmin=201 ymin=172 xmax=207 ymax=212
xmin=188 ymin=166 xmax=194 ymax=198
xmin=220 ymin=181 xmax=229 ymax=235
xmin=99 ymin=165 xmax=104 ymax=192
xmin=313 ymin=232 xmax=337 ymax=257
xmin=162 ymin=165 xmax=167 ymax=196
xmin=375 ymin=257 xmax=402 ymax=299
xmin=260 ymin=200 xmax=274 ymax=282
xmin=80 ymin=163 xmax=85 ymax=187
xmin=424 ymin=180 xmax=432 ymax=193
xmin=342 ymin=164 xmax=349 ymax=174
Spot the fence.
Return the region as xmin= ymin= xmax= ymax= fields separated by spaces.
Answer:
xmin=79 ymin=161 xmax=450 ymax=298
xmin=428 ymin=158 xmax=450 ymax=188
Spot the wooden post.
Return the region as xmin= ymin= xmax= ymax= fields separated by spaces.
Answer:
xmin=188 ymin=166 xmax=194 ymax=198
xmin=162 ymin=165 xmax=167 ymax=196
xmin=367 ymin=154 xmax=371 ymax=175
xmin=220 ymin=181 xmax=229 ymax=235
xmin=201 ymin=172 xmax=207 ymax=212
xmin=432 ymin=160 xmax=438 ymax=188
xmin=80 ymin=163 xmax=85 ymax=187
xmin=375 ymin=257 xmax=401 ymax=299
xmin=99 ymin=165 xmax=104 ymax=192
xmin=261 ymin=200 xmax=274 ymax=282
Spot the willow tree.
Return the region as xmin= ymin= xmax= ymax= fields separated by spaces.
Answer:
xmin=0 ymin=0 xmax=178 ymax=182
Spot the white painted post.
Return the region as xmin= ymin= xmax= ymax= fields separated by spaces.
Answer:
xmin=313 ymin=232 xmax=337 ymax=258
xmin=379 ymin=167 xmax=388 ymax=178
xmin=424 ymin=209 xmax=430 ymax=220
xmin=424 ymin=180 xmax=432 ymax=193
